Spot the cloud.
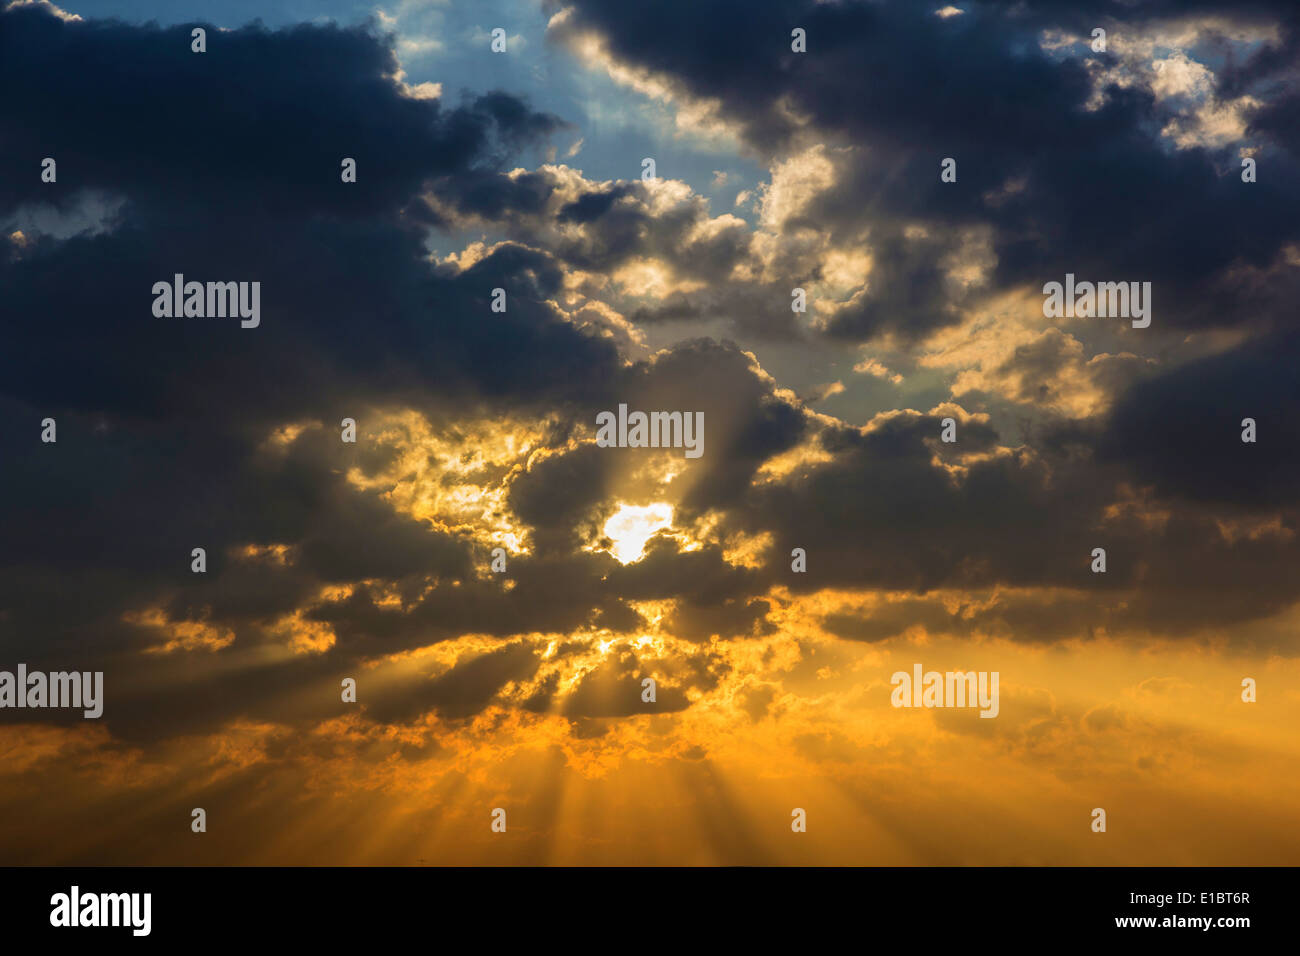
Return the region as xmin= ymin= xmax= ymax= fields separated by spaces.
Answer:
xmin=3 ymin=1 xmax=1300 ymax=865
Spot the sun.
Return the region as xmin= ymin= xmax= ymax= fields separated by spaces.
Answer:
xmin=601 ymin=502 xmax=674 ymax=564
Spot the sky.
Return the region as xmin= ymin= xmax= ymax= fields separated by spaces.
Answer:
xmin=1 ymin=0 xmax=1299 ymax=865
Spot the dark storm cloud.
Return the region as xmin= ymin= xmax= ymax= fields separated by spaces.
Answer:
xmin=0 ymin=6 xmax=617 ymax=428
xmin=367 ymin=641 xmax=541 ymax=722
xmin=552 ymin=0 xmax=1300 ymax=340
xmin=0 ymin=6 xmax=567 ymax=221
xmin=626 ymin=339 xmax=808 ymax=511
xmin=817 ymin=227 xmax=967 ymax=342
xmin=509 ymin=442 xmax=614 ymax=552
xmin=1098 ymin=328 xmax=1300 ymax=509
xmin=558 ymin=183 xmax=639 ymax=224
xmin=433 ymin=166 xmax=758 ymax=293
xmin=733 ymin=412 xmax=1081 ymax=593
xmin=2 ymin=196 xmax=617 ymax=426
xmin=725 ymin=402 xmax=1300 ymax=639
xmin=0 ymin=4 xmax=626 ymax=737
